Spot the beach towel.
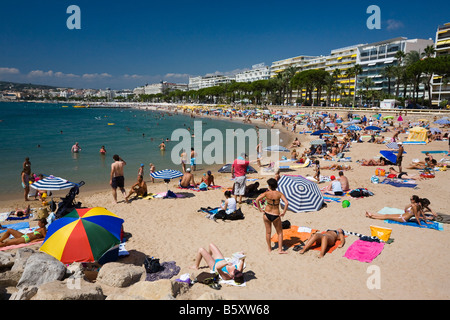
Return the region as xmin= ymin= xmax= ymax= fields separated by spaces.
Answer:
xmin=384 ymin=219 xmax=443 ymax=231
xmin=377 ymin=207 xmax=404 ymax=215
xmin=344 ymin=240 xmax=384 ymax=263
xmin=145 ymin=261 xmax=180 ymax=282
xmin=271 ymin=227 xmax=344 ymax=254
xmin=323 ymin=196 xmax=341 ymax=203
xmin=0 ymin=240 xmax=44 ymax=252
xmin=270 ymin=225 xmax=318 ymax=248
xmin=0 ymin=222 xmax=30 ymax=234
xmin=434 ymin=213 xmax=450 ymax=224
xmin=381 ymin=179 xmax=417 ymax=188
xmin=0 ymin=212 xmax=11 ymax=222
xmin=421 ymin=151 xmax=448 ymax=154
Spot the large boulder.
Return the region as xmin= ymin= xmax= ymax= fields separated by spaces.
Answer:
xmin=106 ymin=279 xmax=189 ymax=300
xmin=32 ymin=279 xmax=105 ymax=300
xmin=96 ymin=262 xmax=146 ymax=288
xmin=16 ymin=252 xmax=66 ymax=289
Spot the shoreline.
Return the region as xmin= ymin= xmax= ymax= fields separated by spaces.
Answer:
xmin=1 ymin=106 xmax=449 ymax=300
xmin=0 ymin=104 xmax=295 ymax=206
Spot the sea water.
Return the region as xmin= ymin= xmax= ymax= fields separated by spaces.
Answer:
xmin=0 ymin=102 xmax=264 ymax=200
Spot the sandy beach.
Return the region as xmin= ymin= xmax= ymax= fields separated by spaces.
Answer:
xmin=1 ymin=107 xmax=450 ymax=300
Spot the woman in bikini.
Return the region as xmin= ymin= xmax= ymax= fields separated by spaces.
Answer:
xmin=365 ymin=195 xmax=431 ymax=226
xmin=255 ymin=178 xmax=289 ymax=254
xmin=0 ymin=218 xmax=47 ymax=248
xmin=190 ymin=243 xmax=245 ymax=284
xmin=298 ymin=228 xmax=345 ymax=258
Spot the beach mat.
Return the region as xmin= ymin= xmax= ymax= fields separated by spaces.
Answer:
xmin=435 ymin=213 xmax=450 ymax=224
xmin=343 ymin=239 xmax=384 ymax=263
xmin=0 ymin=240 xmax=44 ymax=252
xmin=271 ymin=226 xmax=317 ymax=248
xmin=0 ymin=222 xmax=30 ymax=234
xmin=421 ymin=151 xmax=448 ymax=154
xmin=381 ymin=179 xmax=417 ymax=188
xmin=271 ymin=227 xmax=344 ymax=254
xmin=384 ymin=219 xmax=443 ymax=231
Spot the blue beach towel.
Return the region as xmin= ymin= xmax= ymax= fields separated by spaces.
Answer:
xmin=381 ymin=179 xmax=417 ymax=188
xmin=384 ymin=219 xmax=443 ymax=231
xmin=0 ymin=222 xmax=30 ymax=234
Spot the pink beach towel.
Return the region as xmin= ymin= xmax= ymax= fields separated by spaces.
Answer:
xmin=343 ymin=240 xmax=384 ymax=263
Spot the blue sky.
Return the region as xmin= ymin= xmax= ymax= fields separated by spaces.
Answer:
xmin=0 ymin=0 xmax=448 ymax=90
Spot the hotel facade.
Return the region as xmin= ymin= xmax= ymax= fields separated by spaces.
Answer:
xmin=431 ymin=23 xmax=450 ymax=107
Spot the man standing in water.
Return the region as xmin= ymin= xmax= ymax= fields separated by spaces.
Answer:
xmin=110 ymin=155 xmax=126 ymax=203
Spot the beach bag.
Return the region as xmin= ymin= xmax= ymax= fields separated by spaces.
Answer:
xmin=195 ymin=272 xmax=221 ymax=289
xmin=370 ymin=176 xmax=379 ymax=184
xmin=199 ymin=182 xmax=208 ymax=190
xmin=375 ymin=168 xmax=385 ymax=176
xmin=226 ymin=208 xmax=245 ymax=221
xmin=282 ymin=220 xmax=291 ymax=229
xmin=144 ymin=256 xmax=161 ymax=273
xmin=370 ymin=226 xmax=392 ymax=242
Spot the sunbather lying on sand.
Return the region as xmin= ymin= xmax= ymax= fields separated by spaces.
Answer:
xmin=297 ymin=228 xmax=345 ymax=258
xmin=320 ymin=164 xmax=352 ymax=171
xmin=365 ymin=195 xmax=431 ymax=226
xmin=387 ymin=167 xmax=424 ymax=180
xmin=0 ymin=218 xmax=47 ymax=248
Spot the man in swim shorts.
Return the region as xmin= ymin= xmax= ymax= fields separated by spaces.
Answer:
xmin=190 ymin=148 xmax=197 ymax=171
xmin=110 ymin=154 xmax=126 ymax=203
xmin=232 ymin=153 xmax=250 ymax=205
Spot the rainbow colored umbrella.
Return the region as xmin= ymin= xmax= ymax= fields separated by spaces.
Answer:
xmin=40 ymin=207 xmax=124 ymax=264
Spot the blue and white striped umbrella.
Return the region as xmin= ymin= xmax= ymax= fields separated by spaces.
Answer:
xmin=277 ymin=175 xmax=324 ymax=213
xmin=30 ymin=176 xmax=76 ymax=191
xmin=434 ymin=118 xmax=450 ymax=125
xmin=150 ymin=169 xmax=184 ymax=180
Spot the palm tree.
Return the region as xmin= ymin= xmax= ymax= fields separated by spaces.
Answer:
xmin=361 ymin=77 xmax=374 ymax=105
xmin=352 ymin=64 xmax=363 ymax=107
xmin=381 ymin=65 xmax=395 ymax=96
xmin=422 ymin=45 xmax=436 ymax=59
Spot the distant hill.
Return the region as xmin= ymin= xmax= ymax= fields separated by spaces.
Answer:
xmin=0 ymin=81 xmax=59 ymax=91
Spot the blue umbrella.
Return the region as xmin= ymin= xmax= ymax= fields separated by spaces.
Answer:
xmin=434 ymin=119 xmax=450 ymax=125
xmin=264 ymin=145 xmax=290 ymax=152
xmin=277 ymin=175 xmax=324 ymax=213
xmin=347 ymin=125 xmax=362 ymax=131
xmin=31 ymin=175 xmax=76 ymax=191
xmin=365 ymin=126 xmax=382 ymax=131
xmin=311 ymin=130 xmax=329 ymax=136
xmin=430 ymin=127 xmax=441 ymax=134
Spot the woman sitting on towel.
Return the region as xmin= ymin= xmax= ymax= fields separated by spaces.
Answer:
xmin=255 ymin=178 xmax=289 ymax=254
xmin=190 ymin=243 xmax=245 ymax=284
xmin=365 ymin=195 xmax=431 ymax=226
xmin=219 ymin=191 xmax=237 ymax=214
xmin=0 ymin=218 xmax=47 ymax=248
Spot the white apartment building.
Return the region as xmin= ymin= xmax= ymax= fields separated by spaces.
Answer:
xmin=431 ymin=23 xmax=450 ymax=107
xmin=235 ymin=63 xmax=270 ymax=82
xmin=357 ymin=37 xmax=434 ymax=97
xmin=188 ymin=75 xmax=235 ymax=90
xmin=270 ymin=55 xmax=318 ymax=77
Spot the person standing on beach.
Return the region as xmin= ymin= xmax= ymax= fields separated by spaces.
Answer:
xmin=255 ymin=178 xmax=289 ymax=254
xmin=396 ymin=142 xmax=404 ymax=173
xmin=21 ymin=169 xmax=30 ymax=201
xmin=110 ymin=155 xmax=126 ymax=203
xmin=190 ymin=148 xmax=197 ymax=171
xmin=231 ymin=153 xmax=249 ymax=205
xmin=180 ymin=150 xmax=187 ymax=173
